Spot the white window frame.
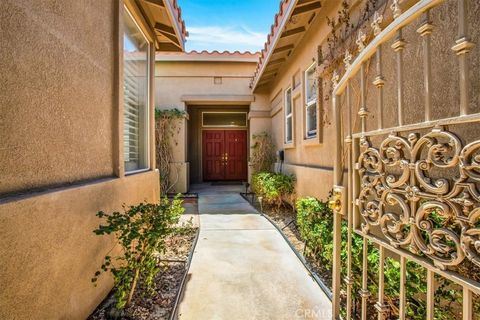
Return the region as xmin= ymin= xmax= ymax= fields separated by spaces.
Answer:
xmin=284 ymin=87 xmax=293 ymax=144
xmin=304 ymin=62 xmax=317 ymax=139
xmin=123 ymin=6 xmax=151 ymax=174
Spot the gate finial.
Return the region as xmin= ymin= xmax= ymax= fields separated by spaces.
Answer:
xmin=343 ymin=49 xmax=353 ymax=69
xmin=356 ymin=30 xmax=366 ymax=52
xmin=371 ymin=11 xmax=383 ymax=36
xmin=332 ymin=70 xmax=339 ymax=88
xmin=391 ymin=0 xmax=402 ymax=19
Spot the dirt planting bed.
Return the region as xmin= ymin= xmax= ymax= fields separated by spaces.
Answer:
xmin=89 ymin=227 xmax=198 ymax=320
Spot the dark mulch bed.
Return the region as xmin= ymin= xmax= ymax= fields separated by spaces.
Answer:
xmin=89 ymin=227 xmax=198 ymax=320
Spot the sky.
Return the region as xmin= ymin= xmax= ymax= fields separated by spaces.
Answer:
xmin=177 ymin=0 xmax=280 ymax=52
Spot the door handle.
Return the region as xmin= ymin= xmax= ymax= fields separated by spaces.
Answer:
xmin=222 ymin=153 xmax=228 ymax=166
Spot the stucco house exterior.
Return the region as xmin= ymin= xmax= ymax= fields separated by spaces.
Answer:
xmin=156 ymin=0 xmax=479 ymax=201
xmin=2 ymin=0 xmax=480 ymax=318
xmin=0 ymin=0 xmax=186 ymax=318
xmin=155 ymin=51 xmax=260 ymax=191
xmin=154 ymin=1 xmax=358 ymax=199
xmin=155 ymin=1 xmax=480 ymax=317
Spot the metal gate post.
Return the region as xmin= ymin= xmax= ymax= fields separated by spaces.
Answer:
xmin=331 ymin=94 xmax=342 ymax=319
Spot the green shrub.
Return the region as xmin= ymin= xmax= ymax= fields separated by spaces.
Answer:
xmin=296 ymin=197 xmax=333 ymax=265
xmin=251 ymin=171 xmax=295 ymax=209
xmin=91 ymin=197 xmax=184 ymax=309
xmin=294 ymin=194 xmax=475 ymax=319
xmin=251 ymin=171 xmax=269 ymax=195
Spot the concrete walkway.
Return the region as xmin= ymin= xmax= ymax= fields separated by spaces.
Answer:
xmin=177 ymin=184 xmax=332 ymax=320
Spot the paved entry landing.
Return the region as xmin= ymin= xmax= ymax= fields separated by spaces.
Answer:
xmin=177 ymin=184 xmax=332 ymax=320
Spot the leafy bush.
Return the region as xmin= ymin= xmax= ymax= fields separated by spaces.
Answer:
xmin=296 ymin=197 xmax=333 ymax=266
xmin=251 ymin=171 xmax=295 ymax=209
xmin=294 ymin=194 xmax=477 ymax=319
xmin=92 ymin=197 xmax=184 ymax=309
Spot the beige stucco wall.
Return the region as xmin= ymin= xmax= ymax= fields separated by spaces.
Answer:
xmin=279 ymin=163 xmax=334 ymax=201
xmin=155 ymin=59 xmax=258 ymax=191
xmin=155 ymin=61 xmax=256 ymax=107
xmin=0 ymin=1 xmax=162 ymax=318
xmin=0 ymin=171 xmax=160 ymax=320
xmin=247 ymin=92 xmax=272 ymax=181
xmin=0 ymin=0 xmax=116 ymax=196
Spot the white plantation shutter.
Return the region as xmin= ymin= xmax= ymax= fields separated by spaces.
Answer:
xmin=305 ymin=63 xmax=317 ymax=138
xmin=123 ymin=7 xmax=150 ymax=172
xmin=123 ymin=58 xmax=140 ymax=165
xmin=285 ymin=88 xmax=293 ymax=143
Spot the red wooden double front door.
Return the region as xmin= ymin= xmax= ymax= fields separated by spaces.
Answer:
xmin=202 ymin=130 xmax=247 ymax=181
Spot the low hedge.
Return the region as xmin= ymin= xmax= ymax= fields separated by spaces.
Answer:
xmin=251 ymin=171 xmax=295 ymax=209
xmin=295 ymin=197 xmax=334 ymax=267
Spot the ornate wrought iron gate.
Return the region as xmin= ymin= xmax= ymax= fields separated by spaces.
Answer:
xmin=331 ymin=0 xmax=479 ymax=319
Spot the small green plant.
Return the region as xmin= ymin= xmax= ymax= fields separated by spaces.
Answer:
xmin=251 ymin=171 xmax=295 ymax=209
xmin=249 ymin=132 xmax=276 ymax=173
xmin=91 ymin=197 xmax=184 ymax=309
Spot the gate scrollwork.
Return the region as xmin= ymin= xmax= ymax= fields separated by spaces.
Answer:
xmin=357 ymin=127 xmax=480 ymax=270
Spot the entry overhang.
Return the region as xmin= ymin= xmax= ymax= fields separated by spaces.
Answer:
xmin=181 ymin=95 xmax=255 ymax=105
xmin=137 ymin=0 xmax=188 ymax=51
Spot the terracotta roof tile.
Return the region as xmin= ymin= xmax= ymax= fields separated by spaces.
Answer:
xmin=170 ymin=0 xmax=188 ymax=39
xmin=156 ymin=50 xmax=260 ymax=62
xmin=185 ymin=50 xmax=260 ymax=57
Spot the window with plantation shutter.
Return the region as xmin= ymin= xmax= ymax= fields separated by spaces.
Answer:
xmin=285 ymin=87 xmax=293 ymax=144
xmin=305 ymin=62 xmax=317 ymax=139
xmin=123 ymin=7 xmax=150 ymax=173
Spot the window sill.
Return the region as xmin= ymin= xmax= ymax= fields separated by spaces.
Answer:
xmin=283 ymin=142 xmax=295 ymax=149
xmin=302 ymin=137 xmax=320 ymax=147
xmin=125 ymin=168 xmax=150 ymax=176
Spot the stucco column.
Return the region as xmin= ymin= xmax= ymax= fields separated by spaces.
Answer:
xmin=247 ymin=94 xmax=272 ymax=181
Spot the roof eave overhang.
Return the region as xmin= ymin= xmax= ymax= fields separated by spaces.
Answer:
xmin=137 ymin=0 xmax=187 ymax=52
xmin=251 ymin=0 xmax=299 ymax=91
xmin=251 ymin=0 xmax=323 ymax=91
xmin=162 ymin=0 xmax=186 ymax=51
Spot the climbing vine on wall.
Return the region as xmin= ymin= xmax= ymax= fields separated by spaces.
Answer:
xmin=324 ymin=0 xmax=386 ymax=72
xmin=155 ymin=108 xmax=186 ymax=195
xmin=249 ymin=132 xmax=276 ymax=174
xmin=325 ymin=0 xmax=352 ymax=63
xmin=321 ymin=0 xmax=391 ymax=168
